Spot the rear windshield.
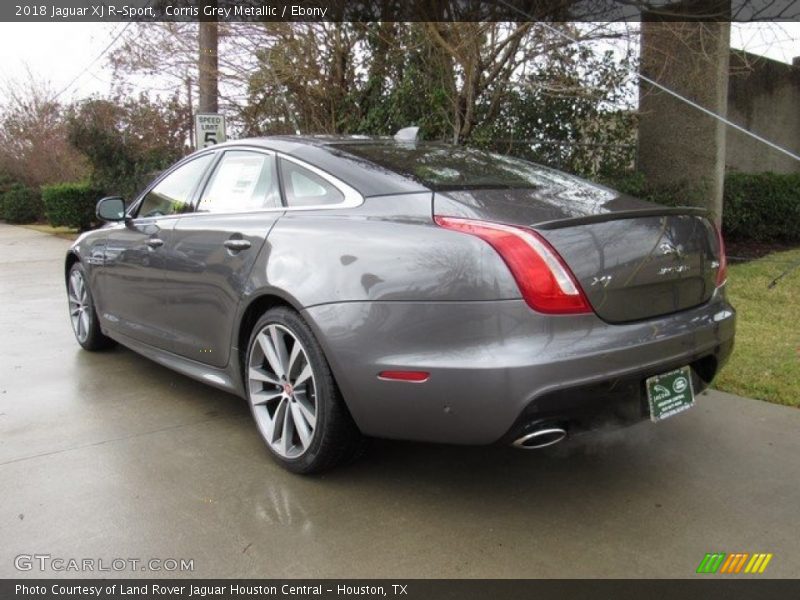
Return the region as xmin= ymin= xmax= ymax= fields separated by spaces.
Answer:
xmin=331 ymin=143 xmax=556 ymax=191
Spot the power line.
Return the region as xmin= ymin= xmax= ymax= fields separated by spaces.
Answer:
xmin=54 ymin=21 xmax=133 ymax=99
xmin=496 ymin=1 xmax=800 ymax=164
xmin=54 ymin=0 xmax=154 ymax=100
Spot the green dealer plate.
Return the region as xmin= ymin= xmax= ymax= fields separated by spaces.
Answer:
xmin=646 ymin=366 xmax=695 ymax=422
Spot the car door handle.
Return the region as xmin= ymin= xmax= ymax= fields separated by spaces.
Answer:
xmin=224 ymin=239 xmax=251 ymax=251
xmin=145 ymin=238 xmax=164 ymax=248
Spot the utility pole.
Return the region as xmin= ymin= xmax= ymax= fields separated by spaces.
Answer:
xmin=637 ymin=0 xmax=731 ymax=224
xmin=198 ymin=0 xmax=218 ymax=114
xmin=186 ymin=76 xmax=194 ymax=148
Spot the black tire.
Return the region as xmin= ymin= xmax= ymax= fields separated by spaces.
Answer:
xmin=67 ymin=262 xmax=116 ymax=351
xmin=245 ymin=307 xmax=364 ymax=474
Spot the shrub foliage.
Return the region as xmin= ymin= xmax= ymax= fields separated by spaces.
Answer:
xmin=67 ymin=95 xmax=189 ymax=200
xmin=723 ymin=172 xmax=800 ymax=243
xmin=606 ymin=171 xmax=800 ymax=244
xmin=41 ymin=182 xmax=104 ymax=230
xmin=1 ymin=184 xmax=43 ymax=224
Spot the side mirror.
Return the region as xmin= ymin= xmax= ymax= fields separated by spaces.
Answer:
xmin=96 ymin=196 xmax=126 ymax=222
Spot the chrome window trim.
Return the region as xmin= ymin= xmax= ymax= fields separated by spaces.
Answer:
xmin=172 ymin=147 xmax=364 ymax=219
xmin=124 ymin=145 xmax=365 ymax=222
xmin=277 ymin=153 xmax=364 ymax=211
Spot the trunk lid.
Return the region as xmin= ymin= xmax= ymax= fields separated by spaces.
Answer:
xmin=537 ymin=214 xmax=718 ymax=322
xmin=434 ymin=187 xmax=720 ymax=323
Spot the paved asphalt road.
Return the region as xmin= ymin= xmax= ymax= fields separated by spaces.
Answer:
xmin=1 ymin=223 xmax=798 ymax=579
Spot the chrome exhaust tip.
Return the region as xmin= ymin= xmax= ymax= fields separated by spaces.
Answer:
xmin=512 ymin=426 xmax=567 ymax=450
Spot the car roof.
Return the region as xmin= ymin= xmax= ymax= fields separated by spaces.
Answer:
xmin=209 ymin=136 xmax=430 ymax=197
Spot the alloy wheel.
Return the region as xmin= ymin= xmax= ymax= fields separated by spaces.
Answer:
xmin=248 ymin=324 xmax=318 ymax=459
xmin=68 ymin=270 xmax=91 ymax=343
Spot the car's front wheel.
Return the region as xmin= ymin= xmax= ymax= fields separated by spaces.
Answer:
xmin=67 ymin=262 xmax=115 ymax=351
xmin=245 ymin=307 xmax=364 ymax=474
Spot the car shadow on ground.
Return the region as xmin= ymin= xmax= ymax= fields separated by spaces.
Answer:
xmin=70 ymin=344 xmax=731 ymax=517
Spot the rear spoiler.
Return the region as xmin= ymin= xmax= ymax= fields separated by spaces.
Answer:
xmin=532 ymin=206 xmax=710 ymax=231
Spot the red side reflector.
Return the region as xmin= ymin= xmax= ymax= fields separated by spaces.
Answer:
xmin=378 ymin=370 xmax=430 ymax=382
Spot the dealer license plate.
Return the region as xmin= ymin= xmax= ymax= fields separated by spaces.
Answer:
xmin=645 ymin=366 xmax=695 ymax=422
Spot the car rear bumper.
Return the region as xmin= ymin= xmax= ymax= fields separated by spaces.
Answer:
xmin=495 ymin=341 xmax=733 ymax=446
xmin=304 ymin=290 xmax=735 ymax=445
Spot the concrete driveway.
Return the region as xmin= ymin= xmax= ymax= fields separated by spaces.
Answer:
xmin=1 ymin=223 xmax=798 ymax=579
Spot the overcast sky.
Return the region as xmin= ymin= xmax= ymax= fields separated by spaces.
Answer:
xmin=0 ymin=22 xmax=798 ymax=104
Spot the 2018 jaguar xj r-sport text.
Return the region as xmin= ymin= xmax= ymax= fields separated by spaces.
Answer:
xmin=65 ymin=133 xmax=735 ymax=473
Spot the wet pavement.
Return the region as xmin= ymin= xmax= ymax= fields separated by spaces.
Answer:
xmin=1 ymin=223 xmax=799 ymax=578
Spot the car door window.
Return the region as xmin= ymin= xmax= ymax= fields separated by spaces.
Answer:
xmin=279 ymin=159 xmax=344 ymax=207
xmin=136 ymin=154 xmax=214 ymax=218
xmin=197 ymin=151 xmax=280 ymax=213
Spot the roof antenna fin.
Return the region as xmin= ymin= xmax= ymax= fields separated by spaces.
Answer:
xmin=394 ymin=126 xmax=419 ymax=142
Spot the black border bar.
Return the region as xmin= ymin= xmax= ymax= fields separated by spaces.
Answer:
xmin=4 ymin=0 xmax=800 ymax=22
xmin=4 ymin=579 xmax=800 ymax=600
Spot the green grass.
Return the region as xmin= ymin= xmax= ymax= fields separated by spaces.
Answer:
xmin=20 ymin=223 xmax=79 ymax=240
xmin=714 ymin=247 xmax=800 ymax=407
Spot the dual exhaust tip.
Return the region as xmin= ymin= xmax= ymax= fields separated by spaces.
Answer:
xmin=512 ymin=426 xmax=567 ymax=450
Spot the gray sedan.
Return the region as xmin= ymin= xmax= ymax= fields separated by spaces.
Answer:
xmin=65 ymin=135 xmax=735 ymax=473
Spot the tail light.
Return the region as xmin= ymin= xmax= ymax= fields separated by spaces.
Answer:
xmin=713 ymin=223 xmax=728 ymax=287
xmin=434 ymin=216 xmax=592 ymax=315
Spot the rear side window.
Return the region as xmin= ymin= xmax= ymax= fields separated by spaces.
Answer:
xmin=279 ymin=159 xmax=344 ymax=207
xmin=198 ymin=151 xmax=280 ymax=213
xmin=136 ymin=154 xmax=214 ymax=218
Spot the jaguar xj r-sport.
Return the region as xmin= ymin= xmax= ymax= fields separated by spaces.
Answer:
xmin=65 ymin=136 xmax=735 ymax=473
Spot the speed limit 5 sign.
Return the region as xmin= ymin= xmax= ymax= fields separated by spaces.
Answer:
xmin=195 ymin=113 xmax=227 ymax=149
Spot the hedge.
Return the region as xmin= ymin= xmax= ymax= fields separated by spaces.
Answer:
xmin=1 ymin=184 xmax=43 ymax=224
xmin=41 ymin=182 xmax=105 ymax=230
xmin=606 ymin=171 xmax=800 ymax=244
xmin=723 ymin=172 xmax=800 ymax=243
xmin=605 ymin=172 xmax=708 ymax=209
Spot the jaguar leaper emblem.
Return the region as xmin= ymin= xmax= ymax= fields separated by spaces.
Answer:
xmin=659 ymin=241 xmax=684 ymax=260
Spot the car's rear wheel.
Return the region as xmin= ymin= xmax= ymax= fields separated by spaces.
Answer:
xmin=67 ymin=262 xmax=115 ymax=351
xmin=246 ymin=307 xmax=364 ymax=474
